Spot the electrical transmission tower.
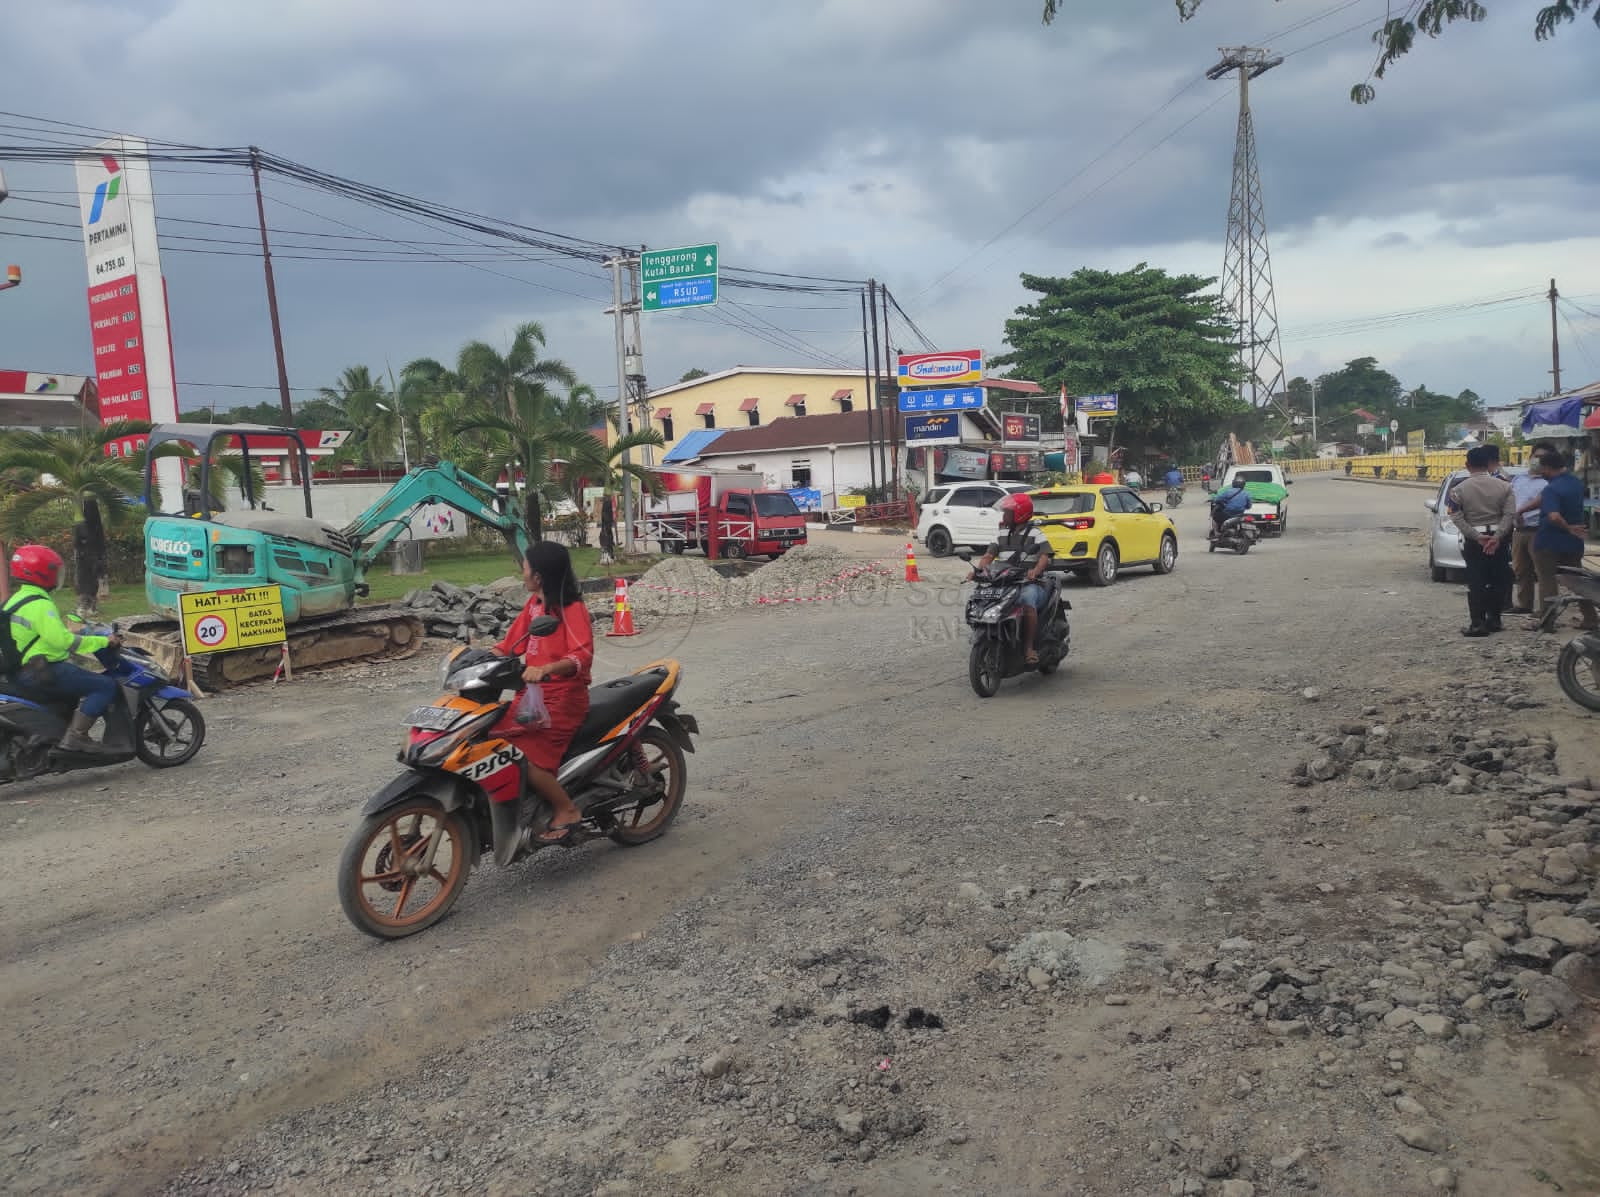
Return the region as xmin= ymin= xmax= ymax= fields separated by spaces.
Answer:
xmin=1208 ymin=46 xmax=1286 ymax=411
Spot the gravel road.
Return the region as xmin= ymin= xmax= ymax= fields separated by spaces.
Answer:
xmin=3 ymin=477 xmax=1597 ymax=1197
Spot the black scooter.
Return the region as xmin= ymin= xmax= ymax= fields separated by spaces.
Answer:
xmin=0 ymin=627 xmax=206 ymax=782
xmin=1208 ymin=511 xmax=1260 ymax=555
xmin=958 ymin=555 xmax=1072 ymax=697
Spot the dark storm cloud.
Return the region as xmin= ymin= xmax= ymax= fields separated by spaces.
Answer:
xmin=1 ymin=0 xmax=1595 ymax=402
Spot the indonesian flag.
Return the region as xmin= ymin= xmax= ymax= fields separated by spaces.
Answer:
xmin=1059 ymin=384 xmax=1070 ymax=421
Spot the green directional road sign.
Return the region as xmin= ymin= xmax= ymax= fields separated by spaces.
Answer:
xmin=641 ymin=243 xmax=718 ymax=312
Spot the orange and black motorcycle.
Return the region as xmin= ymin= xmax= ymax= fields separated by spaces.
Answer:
xmin=337 ymin=615 xmax=698 ymax=938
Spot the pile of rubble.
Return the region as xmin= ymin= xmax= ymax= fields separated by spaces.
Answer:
xmin=398 ymin=578 xmax=532 ymax=642
xmin=1263 ymin=696 xmax=1600 ymax=1037
xmin=628 ymin=545 xmax=901 ymax=617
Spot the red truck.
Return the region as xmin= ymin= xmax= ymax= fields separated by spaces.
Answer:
xmin=643 ymin=470 xmax=809 ymax=559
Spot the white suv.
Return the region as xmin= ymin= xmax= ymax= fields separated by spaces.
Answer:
xmin=916 ymin=481 xmax=1033 ymax=557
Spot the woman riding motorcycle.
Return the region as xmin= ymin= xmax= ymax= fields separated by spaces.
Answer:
xmin=491 ymin=541 xmax=594 ymax=844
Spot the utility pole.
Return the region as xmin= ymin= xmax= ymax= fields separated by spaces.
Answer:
xmin=1310 ymin=378 xmax=1318 ymax=447
xmin=1549 ymin=277 xmax=1562 ymax=395
xmin=880 ymin=283 xmax=899 ymax=494
xmin=249 ymin=148 xmax=294 ymax=434
xmin=867 ymin=279 xmax=886 ymax=496
xmin=626 ymin=254 xmax=651 ymax=471
xmin=860 ymin=285 xmax=877 ymax=494
xmin=1208 ymin=47 xmax=1286 ymax=410
xmin=608 ymin=254 xmax=636 ymax=552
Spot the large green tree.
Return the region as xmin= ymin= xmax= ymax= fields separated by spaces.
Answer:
xmin=995 ymin=264 xmax=1244 ymax=460
xmin=1041 ymin=1 xmax=1596 ymax=102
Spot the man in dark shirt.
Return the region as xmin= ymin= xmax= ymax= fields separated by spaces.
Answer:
xmin=1533 ymin=449 xmax=1597 ymax=630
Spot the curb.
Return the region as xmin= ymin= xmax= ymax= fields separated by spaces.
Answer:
xmin=1332 ymin=475 xmax=1438 ymax=492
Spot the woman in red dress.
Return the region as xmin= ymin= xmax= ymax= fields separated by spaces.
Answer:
xmin=493 ymin=542 xmax=594 ymax=843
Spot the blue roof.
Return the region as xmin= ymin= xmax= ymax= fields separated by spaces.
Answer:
xmin=662 ymin=428 xmax=725 ymax=464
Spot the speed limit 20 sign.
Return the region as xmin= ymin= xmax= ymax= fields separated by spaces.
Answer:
xmin=178 ymin=586 xmax=287 ymax=655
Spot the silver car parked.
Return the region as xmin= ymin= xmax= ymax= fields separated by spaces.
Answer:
xmin=1423 ymin=465 xmax=1527 ymax=582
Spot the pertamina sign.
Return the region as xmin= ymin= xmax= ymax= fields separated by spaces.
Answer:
xmin=897 ymin=349 xmax=983 ymax=388
xmin=178 ymin=586 xmax=287 ymax=656
xmin=75 ymin=135 xmax=182 ymax=501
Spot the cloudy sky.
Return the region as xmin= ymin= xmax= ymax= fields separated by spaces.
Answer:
xmin=3 ymin=0 xmax=1598 ymax=420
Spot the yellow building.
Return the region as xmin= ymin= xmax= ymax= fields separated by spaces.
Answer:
xmin=644 ymin=367 xmax=881 ymax=458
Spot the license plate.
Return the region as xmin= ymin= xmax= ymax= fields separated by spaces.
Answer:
xmin=406 ymin=706 xmax=459 ymax=730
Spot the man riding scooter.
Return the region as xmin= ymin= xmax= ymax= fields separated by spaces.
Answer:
xmin=1209 ymin=479 xmax=1252 ymax=540
xmin=3 ymin=545 xmax=121 ymax=752
xmin=967 ymin=493 xmax=1054 ymax=667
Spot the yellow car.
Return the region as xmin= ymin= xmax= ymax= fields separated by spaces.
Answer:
xmin=1027 ymin=485 xmax=1178 ymax=586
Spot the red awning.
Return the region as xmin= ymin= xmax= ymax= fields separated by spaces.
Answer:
xmin=1584 ymin=408 xmax=1600 ymax=429
xmin=831 ymin=388 xmax=853 ymax=400
xmin=655 ymin=408 xmax=671 ymax=419
xmin=695 ymin=402 xmax=716 ymax=416
xmin=738 ymin=397 xmax=760 ymax=412
xmin=784 ymin=393 xmax=806 ymax=407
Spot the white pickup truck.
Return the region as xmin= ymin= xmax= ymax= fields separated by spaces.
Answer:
xmin=1218 ymin=464 xmax=1292 ymax=536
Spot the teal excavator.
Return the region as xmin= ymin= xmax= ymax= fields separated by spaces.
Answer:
xmin=131 ymin=424 xmax=531 ymax=688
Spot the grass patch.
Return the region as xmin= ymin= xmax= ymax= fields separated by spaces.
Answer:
xmin=93 ymin=545 xmax=657 ymax=623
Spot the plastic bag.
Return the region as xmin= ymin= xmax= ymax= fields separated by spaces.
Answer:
xmin=512 ymin=683 xmax=551 ymax=728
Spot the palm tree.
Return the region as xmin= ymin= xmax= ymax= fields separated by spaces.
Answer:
xmin=571 ymin=426 xmax=667 ymax=505
xmin=0 ymin=420 xmax=150 ymax=614
xmin=455 ymin=322 xmax=577 ymax=417
xmin=318 ymin=365 xmax=397 ymax=469
xmin=453 ymin=387 xmax=604 ymax=542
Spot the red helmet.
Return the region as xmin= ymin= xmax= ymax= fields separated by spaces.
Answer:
xmin=996 ymin=493 xmax=1034 ymax=528
xmin=9 ymin=544 xmax=63 ymax=590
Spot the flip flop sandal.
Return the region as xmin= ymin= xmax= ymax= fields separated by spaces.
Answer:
xmin=537 ymin=820 xmax=582 ymax=845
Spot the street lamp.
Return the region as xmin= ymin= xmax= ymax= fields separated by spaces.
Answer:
xmin=826 ymin=443 xmax=838 ymax=507
xmin=374 ymin=401 xmax=411 ymax=474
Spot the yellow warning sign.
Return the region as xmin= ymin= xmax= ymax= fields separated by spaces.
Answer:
xmin=837 ymin=494 xmax=867 ymax=509
xmin=178 ymin=586 xmax=287 ymax=655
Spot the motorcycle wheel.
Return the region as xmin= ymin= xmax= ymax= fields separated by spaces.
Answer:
xmin=135 ymin=698 xmax=206 ymax=768
xmin=338 ymin=796 xmax=474 ymax=939
xmin=609 ymin=727 xmax=687 ymax=846
xmin=969 ymin=640 xmax=1003 ymax=698
xmin=1236 ymin=539 xmax=1251 ymax=555
xmin=1555 ymin=639 xmax=1600 ymax=712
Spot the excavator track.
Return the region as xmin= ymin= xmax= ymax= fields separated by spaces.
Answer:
xmin=121 ymin=607 xmax=427 ymax=691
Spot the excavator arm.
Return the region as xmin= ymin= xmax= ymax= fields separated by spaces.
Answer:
xmin=342 ymin=461 xmax=531 ymax=573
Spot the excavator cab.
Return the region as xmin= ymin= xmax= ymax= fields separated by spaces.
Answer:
xmin=142 ymin=424 xmax=359 ymax=625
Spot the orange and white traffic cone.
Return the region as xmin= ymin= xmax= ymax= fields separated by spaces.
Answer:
xmin=904 ymin=541 xmax=921 ymax=583
xmin=606 ymin=576 xmax=638 ymax=637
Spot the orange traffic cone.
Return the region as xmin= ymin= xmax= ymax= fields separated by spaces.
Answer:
xmin=606 ymin=576 xmax=638 ymax=637
xmin=904 ymin=541 xmax=921 ymax=583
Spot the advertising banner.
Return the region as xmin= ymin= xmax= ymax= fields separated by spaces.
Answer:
xmin=1001 ymin=412 xmax=1042 ymax=443
xmin=943 ymin=448 xmax=988 ymax=479
xmin=897 ymin=385 xmax=984 ymax=413
xmin=1077 ymin=393 xmax=1119 ymax=417
xmin=786 ymin=487 xmax=822 ymax=512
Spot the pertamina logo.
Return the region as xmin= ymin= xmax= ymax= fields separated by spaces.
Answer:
xmin=88 ymin=156 xmax=122 ymax=225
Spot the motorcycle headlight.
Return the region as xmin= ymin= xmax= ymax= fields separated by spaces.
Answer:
xmin=412 ymin=707 xmax=501 ymax=765
xmin=444 ymin=659 xmax=503 ymax=693
xmin=981 ymin=601 xmax=1007 ymax=621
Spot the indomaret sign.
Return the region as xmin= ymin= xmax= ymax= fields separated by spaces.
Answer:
xmin=75 ymin=135 xmax=181 ymax=501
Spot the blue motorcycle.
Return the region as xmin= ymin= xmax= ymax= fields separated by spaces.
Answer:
xmin=0 ymin=625 xmax=205 ymax=782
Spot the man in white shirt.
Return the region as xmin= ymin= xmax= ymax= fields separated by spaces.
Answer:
xmin=1508 ymin=451 xmax=1551 ymax=614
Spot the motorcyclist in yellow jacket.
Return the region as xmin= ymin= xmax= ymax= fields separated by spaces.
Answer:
xmin=4 ymin=545 xmax=121 ymax=752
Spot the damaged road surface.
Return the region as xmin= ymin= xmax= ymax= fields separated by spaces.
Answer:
xmin=2 ymin=478 xmax=1598 ymax=1197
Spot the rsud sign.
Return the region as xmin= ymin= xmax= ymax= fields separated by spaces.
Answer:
xmin=896 ymin=349 xmax=983 ymax=388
